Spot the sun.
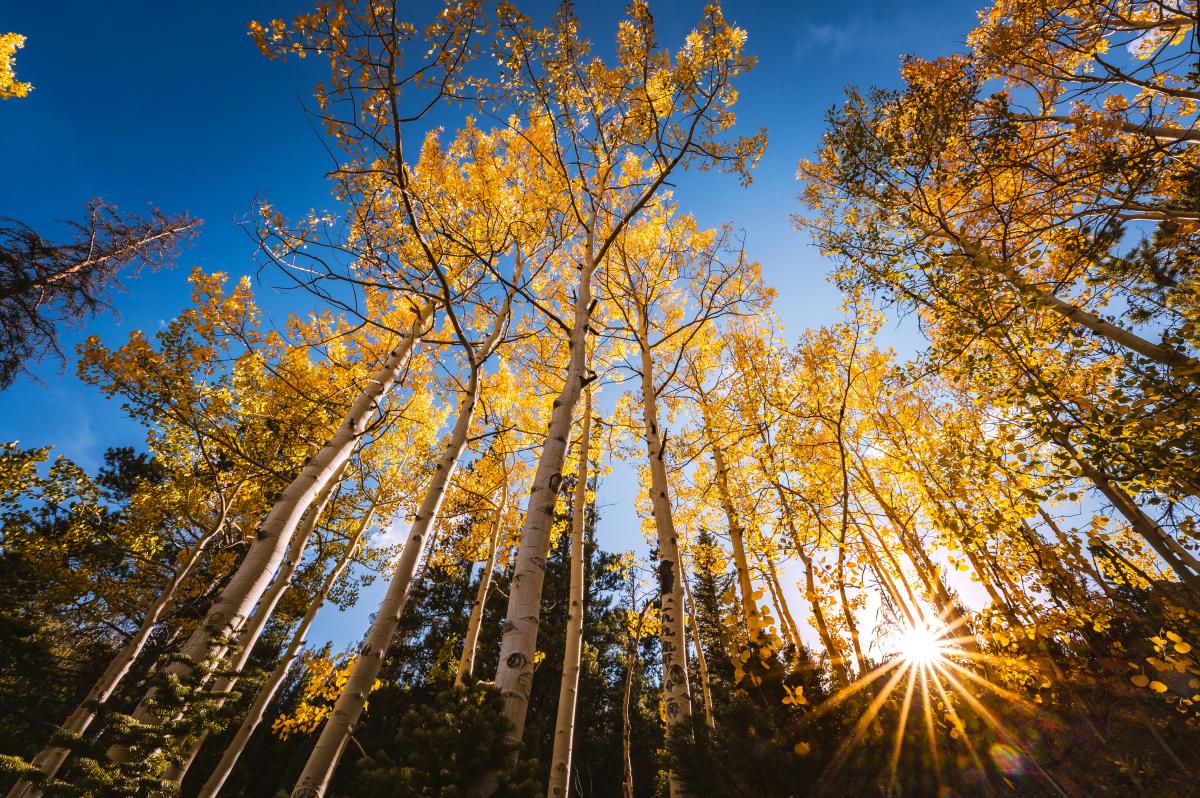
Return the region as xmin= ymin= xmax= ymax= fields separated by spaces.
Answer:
xmin=895 ymin=621 xmax=947 ymax=665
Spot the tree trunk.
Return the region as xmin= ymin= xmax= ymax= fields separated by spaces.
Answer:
xmin=160 ymin=468 xmax=346 ymax=784
xmin=774 ymin=485 xmax=849 ymax=686
xmin=857 ymin=514 xmax=921 ymax=626
xmin=8 ymin=489 xmax=238 ymax=798
xmin=681 ymin=569 xmax=715 ymax=729
xmin=968 ymin=243 xmax=1200 ymax=384
xmin=763 ymin=558 xmax=805 ymax=660
xmin=801 ymin=548 xmax=848 ymax=687
xmin=493 ymin=255 xmax=595 ymax=754
xmin=835 ymin=543 xmax=868 ymax=676
xmin=290 ymin=385 xmax=477 ymax=797
xmin=109 ymin=303 xmax=434 ymax=765
xmin=638 ymin=339 xmax=693 ymax=798
xmin=621 ymin=602 xmax=650 ymax=798
xmin=290 ymin=391 xmax=492 ymax=792
xmin=1055 ymin=434 xmax=1200 ymax=592
xmin=707 ymin=436 xmax=763 ymax=643
xmin=547 ymin=389 xmax=592 ymax=798
xmin=197 ymin=508 xmax=374 ymax=798
xmin=291 ymin=292 xmax=509 ymax=798
xmin=859 ymin=472 xmax=964 ymax=626
xmin=454 ymin=485 xmax=508 ymax=689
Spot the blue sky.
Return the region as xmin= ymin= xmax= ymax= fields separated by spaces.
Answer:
xmin=1 ymin=0 xmax=983 ymax=647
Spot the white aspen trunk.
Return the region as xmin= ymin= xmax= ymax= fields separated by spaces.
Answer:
xmin=621 ymin=602 xmax=650 ymax=798
xmin=638 ymin=340 xmax=693 ymax=798
xmin=160 ymin=467 xmax=346 ymax=785
xmin=680 ymin=569 xmax=715 ymax=730
xmin=197 ymin=508 xmax=374 ymax=798
xmin=708 ymin=437 xmax=762 ymax=642
xmin=454 ymin=484 xmax=508 ymax=689
xmin=493 ymin=255 xmax=595 ymax=751
xmin=771 ymin=481 xmax=849 ymax=686
xmin=291 ymin=290 xmax=512 ymax=798
xmin=8 ymin=490 xmax=238 ymax=798
xmin=964 ymin=244 xmax=1200 ymax=383
xmin=109 ymin=303 xmax=434 ymax=765
xmin=1055 ymin=434 xmax=1200 ymax=592
xmin=547 ymin=390 xmax=592 ymax=798
xmin=763 ymin=558 xmax=804 ymax=659
xmin=289 ymin=378 xmax=477 ymax=798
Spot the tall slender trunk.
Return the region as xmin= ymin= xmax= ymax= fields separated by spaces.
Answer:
xmin=799 ymin=548 xmax=847 ymax=687
xmin=681 ymin=569 xmax=715 ymax=729
xmin=548 ymin=389 xmax=592 ymax=798
xmin=978 ymin=538 xmax=1036 ymax=620
xmin=621 ymin=602 xmax=650 ymax=798
xmin=638 ymin=337 xmax=693 ymax=798
xmin=493 ymin=254 xmax=595 ymax=753
xmin=774 ymin=485 xmax=848 ymax=686
xmin=1017 ymin=519 xmax=1075 ymax=609
xmin=959 ymin=541 xmax=1022 ymax=625
xmin=8 ymin=488 xmax=239 ymax=798
xmin=860 ymin=473 xmax=964 ymax=626
xmin=959 ymin=239 xmax=1200 ymax=383
xmin=454 ymin=485 xmax=509 ymax=689
xmin=707 ymin=435 xmax=762 ymax=643
xmin=763 ymin=558 xmax=804 ymax=659
xmin=1054 ymin=434 xmax=1200 ymax=592
xmin=110 ymin=303 xmax=434 ymax=765
xmin=1037 ymin=506 xmax=1118 ymax=601
xmin=291 ymin=287 xmax=512 ymax=798
xmin=758 ymin=430 xmax=848 ymax=683
xmin=197 ymin=508 xmax=374 ymax=798
xmin=160 ymin=468 xmax=346 ymax=783
xmin=856 ymin=521 xmax=916 ymax=627
xmin=835 ymin=543 xmax=868 ymax=675
xmin=290 ymin=384 xmax=477 ymax=798
xmin=857 ymin=510 xmax=924 ymax=626
xmin=690 ymin=375 xmax=762 ymax=643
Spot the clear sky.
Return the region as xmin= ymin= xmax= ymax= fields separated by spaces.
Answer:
xmin=0 ymin=0 xmax=984 ymax=648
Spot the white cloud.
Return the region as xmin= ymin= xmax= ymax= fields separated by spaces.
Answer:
xmin=371 ymin=517 xmax=409 ymax=549
xmin=793 ymin=19 xmax=865 ymax=59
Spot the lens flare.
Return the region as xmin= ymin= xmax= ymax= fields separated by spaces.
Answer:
xmin=895 ymin=622 xmax=947 ymax=665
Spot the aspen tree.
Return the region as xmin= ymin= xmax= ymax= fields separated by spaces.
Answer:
xmin=289 ymin=274 xmax=518 ymax=796
xmin=598 ymin=206 xmax=767 ymax=792
xmin=160 ymin=462 xmax=350 ymax=784
xmin=688 ymin=365 xmax=767 ymax=651
xmin=197 ymin=507 xmax=376 ymax=798
xmin=11 ymin=271 xmax=360 ymax=795
xmin=488 ymin=4 xmax=765 ymax=771
xmin=454 ymin=481 xmax=510 ymax=688
xmin=5 ymin=488 xmax=238 ymax=798
xmin=106 ymin=297 xmax=435 ymax=765
xmin=547 ymin=388 xmax=592 ymax=798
